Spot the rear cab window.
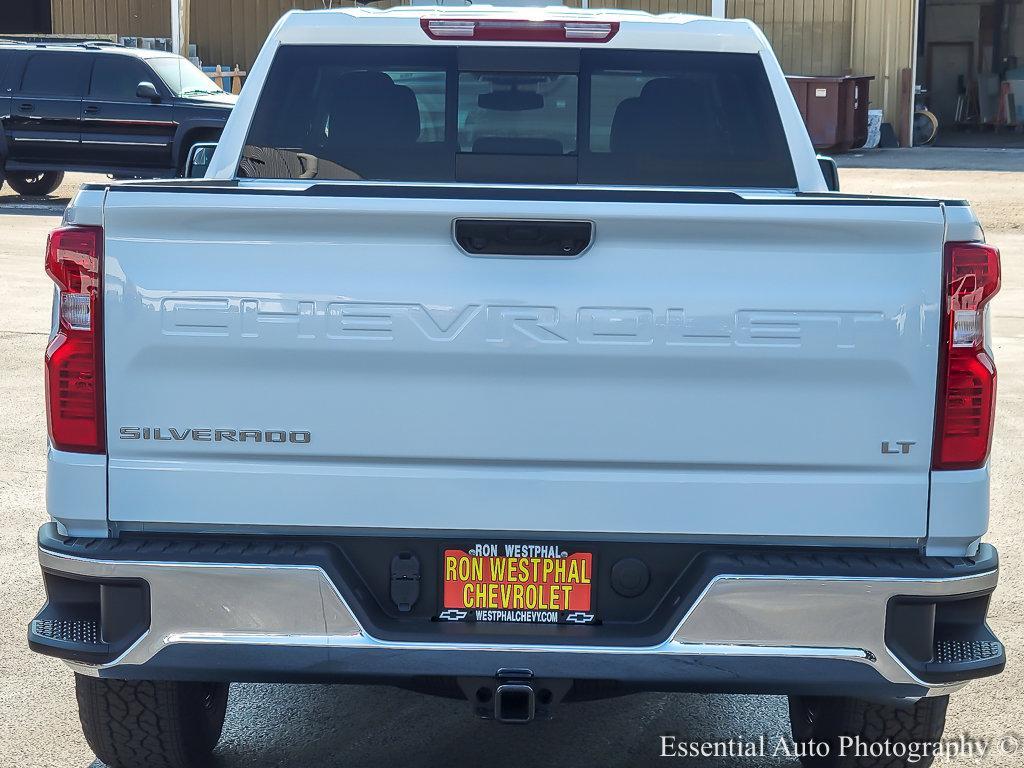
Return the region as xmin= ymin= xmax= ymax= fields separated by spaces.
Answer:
xmin=239 ymin=45 xmax=796 ymax=189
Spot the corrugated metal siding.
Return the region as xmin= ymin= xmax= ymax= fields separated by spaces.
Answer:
xmin=175 ymin=0 xmax=709 ymax=68
xmin=50 ymin=0 xmax=915 ymax=138
xmin=729 ymin=0 xmax=853 ymax=75
xmin=51 ymin=0 xmax=170 ymax=38
xmin=185 ymin=0 xmax=694 ymax=69
xmin=189 ymin=0 xmax=323 ymax=68
xmin=850 ymin=0 xmax=917 ymax=141
xmin=51 ymin=1 xmax=855 ymax=75
xmin=50 ymin=1 xmax=841 ymax=71
xmin=580 ymin=0 xmax=711 ymax=13
xmin=730 ymin=0 xmax=916 ymax=136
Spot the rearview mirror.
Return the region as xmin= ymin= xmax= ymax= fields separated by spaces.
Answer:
xmin=817 ymin=155 xmax=840 ymax=192
xmin=137 ymin=81 xmax=161 ymax=102
xmin=184 ymin=142 xmax=217 ymax=178
xmin=478 ymin=90 xmax=544 ymax=112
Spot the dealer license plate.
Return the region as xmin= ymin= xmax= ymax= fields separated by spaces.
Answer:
xmin=438 ymin=543 xmax=596 ymax=625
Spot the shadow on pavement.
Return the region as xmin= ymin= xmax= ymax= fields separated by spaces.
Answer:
xmin=205 ymin=684 xmax=799 ymax=768
xmin=0 ymin=206 xmax=67 ymax=216
xmin=836 ymin=147 xmax=1024 ymax=173
xmin=0 ymin=192 xmax=69 ymax=214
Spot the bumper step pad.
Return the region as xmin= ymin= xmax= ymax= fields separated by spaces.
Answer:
xmin=922 ymin=636 xmax=1005 ymax=681
xmin=934 ymin=639 xmax=1003 ymax=665
xmin=28 ymin=567 xmax=149 ymax=664
xmin=31 ymin=618 xmax=100 ymax=645
xmin=29 ymin=617 xmax=111 ymax=661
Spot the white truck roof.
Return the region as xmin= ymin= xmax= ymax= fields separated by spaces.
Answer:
xmin=209 ymin=2 xmax=811 ymax=183
xmin=270 ymin=4 xmax=766 ymax=54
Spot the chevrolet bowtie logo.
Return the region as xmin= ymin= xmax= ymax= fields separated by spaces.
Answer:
xmin=565 ymin=612 xmax=595 ymax=624
xmin=438 ymin=609 xmax=468 ymax=621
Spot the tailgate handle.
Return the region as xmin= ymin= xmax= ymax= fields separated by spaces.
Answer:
xmin=454 ymin=219 xmax=593 ymax=258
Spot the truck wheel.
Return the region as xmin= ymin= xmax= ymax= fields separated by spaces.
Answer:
xmin=6 ymin=171 xmax=64 ymax=197
xmin=75 ymin=674 xmax=229 ymax=768
xmin=788 ymin=695 xmax=948 ymax=768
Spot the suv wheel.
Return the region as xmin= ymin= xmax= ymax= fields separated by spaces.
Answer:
xmin=788 ymin=695 xmax=948 ymax=768
xmin=76 ymin=674 xmax=229 ymax=768
xmin=7 ymin=171 xmax=65 ymax=197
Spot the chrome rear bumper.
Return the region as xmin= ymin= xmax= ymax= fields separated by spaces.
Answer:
xmin=35 ymin=542 xmax=1002 ymax=700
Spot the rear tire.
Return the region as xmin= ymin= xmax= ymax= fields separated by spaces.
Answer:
xmin=788 ymin=695 xmax=948 ymax=768
xmin=75 ymin=674 xmax=229 ymax=768
xmin=6 ymin=170 xmax=64 ymax=197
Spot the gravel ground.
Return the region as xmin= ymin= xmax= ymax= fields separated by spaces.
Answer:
xmin=0 ymin=173 xmax=105 ymax=213
xmin=839 ymin=148 xmax=1024 ymax=232
xmin=839 ymin=150 xmax=1024 ymax=768
xmin=0 ymin=149 xmax=1021 ymax=768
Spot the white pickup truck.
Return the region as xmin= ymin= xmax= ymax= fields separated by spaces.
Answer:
xmin=29 ymin=5 xmax=1005 ymax=768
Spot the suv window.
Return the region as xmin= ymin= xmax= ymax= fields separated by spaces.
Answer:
xmin=239 ymin=45 xmax=796 ymax=189
xmin=148 ymin=57 xmax=222 ymax=97
xmin=20 ymin=52 xmax=91 ymax=96
xmin=0 ymin=50 xmax=20 ymax=86
xmin=90 ymin=56 xmax=151 ymax=101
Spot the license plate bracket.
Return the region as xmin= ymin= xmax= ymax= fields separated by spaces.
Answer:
xmin=438 ymin=544 xmax=596 ymax=625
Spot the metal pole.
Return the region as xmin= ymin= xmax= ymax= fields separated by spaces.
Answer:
xmin=170 ymin=0 xmax=180 ymax=55
xmin=711 ymin=0 xmax=726 ymax=18
xmin=171 ymin=0 xmax=190 ymax=57
xmin=180 ymin=0 xmax=190 ymax=58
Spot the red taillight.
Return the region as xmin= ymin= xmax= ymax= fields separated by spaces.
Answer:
xmin=420 ymin=18 xmax=619 ymax=42
xmin=45 ymin=225 xmax=104 ymax=453
xmin=933 ymin=242 xmax=1000 ymax=470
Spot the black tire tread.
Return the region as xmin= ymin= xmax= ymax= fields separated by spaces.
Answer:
xmin=7 ymin=171 xmax=64 ymax=196
xmin=790 ymin=695 xmax=948 ymax=768
xmin=76 ymin=675 xmax=227 ymax=768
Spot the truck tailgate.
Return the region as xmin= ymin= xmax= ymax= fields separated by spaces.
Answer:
xmin=102 ymin=189 xmax=945 ymax=541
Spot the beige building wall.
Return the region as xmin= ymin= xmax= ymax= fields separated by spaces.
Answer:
xmin=51 ymin=0 xmax=323 ymax=66
xmin=579 ymin=0 xmax=710 ymax=13
xmin=728 ymin=0 xmax=854 ymax=75
xmin=188 ymin=1 xmax=323 ymax=69
xmin=727 ymin=0 xmax=917 ymax=139
xmin=51 ymin=0 xmax=170 ymax=38
xmin=51 ymin=0 xmax=918 ymax=140
xmin=850 ymin=0 xmax=918 ymax=144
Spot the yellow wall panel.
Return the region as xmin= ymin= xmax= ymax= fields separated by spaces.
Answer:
xmin=851 ymin=0 xmax=917 ymax=139
xmin=50 ymin=0 xmax=847 ymax=73
xmin=729 ymin=0 xmax=854 ymax=75
xmin=51 ymin=0 xmax=170 ymax=38
xmin=50 ymin=0 xmax=915 ymax=141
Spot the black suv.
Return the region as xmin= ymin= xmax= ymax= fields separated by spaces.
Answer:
xmin=0 ymin=41 xmax=235 ymax=196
